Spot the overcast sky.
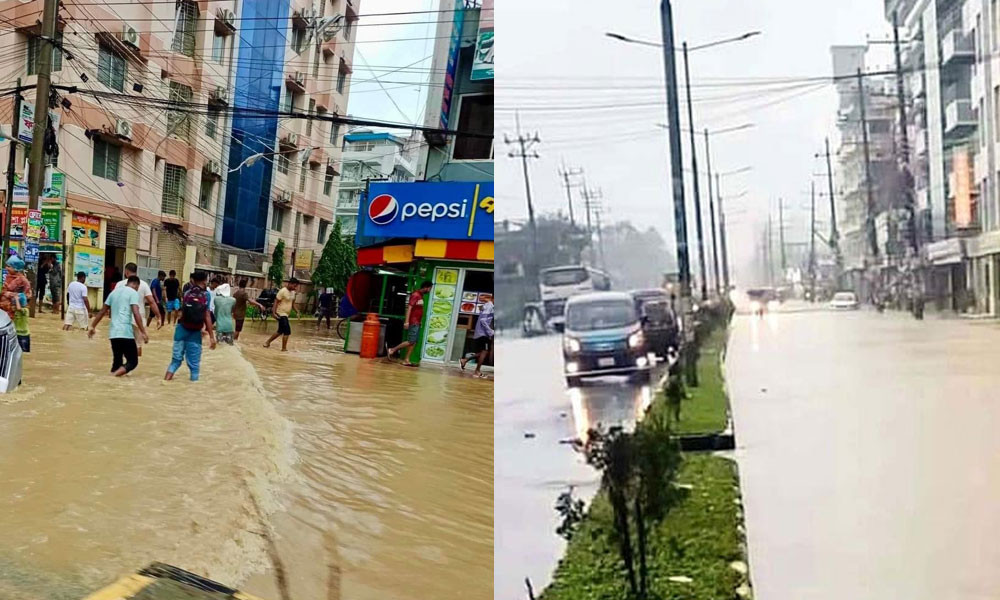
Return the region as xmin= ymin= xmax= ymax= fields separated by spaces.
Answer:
xmin=495 ymin=0 xmax=891 ymax=282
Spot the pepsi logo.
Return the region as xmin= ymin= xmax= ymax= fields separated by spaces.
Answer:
xmin=368 ymin=194 xmax=399 ymax=225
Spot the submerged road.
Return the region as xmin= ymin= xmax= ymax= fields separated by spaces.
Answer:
xmin=495 ymin=335 xmax=657 ymax=600
xmin=728 ymin=305 xmax=1000 ymax=599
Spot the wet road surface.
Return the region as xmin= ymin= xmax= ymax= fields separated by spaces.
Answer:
xmin=0 ymin=314 xmax=492 ymax=600
xmin=728 ymin=305 xmax=1000 ymax=599
xmin=495 ymin=335 xmax=655 ymax=600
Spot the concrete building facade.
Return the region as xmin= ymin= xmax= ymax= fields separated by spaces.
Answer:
xmin=336 ymin=130 xmax=419 ymax=236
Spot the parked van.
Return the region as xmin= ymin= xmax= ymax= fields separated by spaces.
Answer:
xmin=562 ymin=291 xmax=651 ymax=387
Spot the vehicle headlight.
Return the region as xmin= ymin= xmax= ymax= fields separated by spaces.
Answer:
xmin=563 ymin=337 xmax=581 ymax=353
xmin=628 ymin=331 xmax=643 ymax=348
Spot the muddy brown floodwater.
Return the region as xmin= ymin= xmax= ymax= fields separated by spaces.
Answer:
xmin=0 ymin=314 xmax=492 ymax=600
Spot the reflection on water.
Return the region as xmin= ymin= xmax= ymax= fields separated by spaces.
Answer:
xmin=0 ymin=316 xmax=492 ymax=600
xmin=567 ymin=381 xmax=652 ymax=442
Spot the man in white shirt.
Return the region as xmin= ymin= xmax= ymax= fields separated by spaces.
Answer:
xmin=62 ymin=271 xmax=92 ymax=331
xmin=113 ymin=262 xmax=162 ymax=354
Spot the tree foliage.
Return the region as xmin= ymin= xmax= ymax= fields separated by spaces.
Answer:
xmin=312 ymin=220 xmax=356 ymax=293
xmin=269 ymin=239 xmax=286 ymax=288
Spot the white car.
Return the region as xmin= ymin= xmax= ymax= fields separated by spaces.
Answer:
xmin=829 ymin=291 xmax=859 ymax=310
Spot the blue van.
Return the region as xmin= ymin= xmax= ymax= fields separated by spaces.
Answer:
xmin=562 ymin=291 xmax=651 ymax=387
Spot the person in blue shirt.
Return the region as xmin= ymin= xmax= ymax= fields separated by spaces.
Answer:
xmin=87 ymin=276 xmax=149 ymax=376
xmin=147 ymin=270 xmax=166 ymax=328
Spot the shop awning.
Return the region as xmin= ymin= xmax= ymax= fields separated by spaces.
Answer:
xmin=357 ymin=239 xmax=493 ymax=266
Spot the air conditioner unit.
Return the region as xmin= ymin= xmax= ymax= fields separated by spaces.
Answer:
xmin=221 ymin=9 xmax=236 ymax=29
xmin=210 ymin=86 xmax=229 ymax=104
xmin=122 ymin=23 xmax=140 ymax=48
xmin=285 ymin=132 xmax=299 ymax=146
xmin=294 ymin=71 xmax=305 ymax=85
xmin=115 ymin=118 xmax=133 ymax=139
xmin=278 ymin=190 xmax=292 ymax=203
xmin=205 ymin=159 xmax=221 ymax=176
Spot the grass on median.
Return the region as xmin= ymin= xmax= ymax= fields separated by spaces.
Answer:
xmin=540 ymin=454 xmax=745 ymax=600
xmin=654 ymin=326 xmax=730 ymax=436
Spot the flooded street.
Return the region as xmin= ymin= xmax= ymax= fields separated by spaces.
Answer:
xmin=0 ymin=314 xmax=492 ymax=600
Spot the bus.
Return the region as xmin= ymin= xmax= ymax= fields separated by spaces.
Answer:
xmin=523 ymin=265 xmax=612 ymax=334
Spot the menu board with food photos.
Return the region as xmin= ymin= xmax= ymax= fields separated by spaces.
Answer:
xmin=422 ymin=267 xmax=460 ymax=362
xmin=460 ymin=291 xmax=493 ymax=314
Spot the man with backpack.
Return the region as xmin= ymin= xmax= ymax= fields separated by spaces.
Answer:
xmin=164 ymin=270 xmax=216 ymax=382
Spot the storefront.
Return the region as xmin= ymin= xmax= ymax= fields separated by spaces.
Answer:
xmin=354 ymin=181 xmax=494 ymax=368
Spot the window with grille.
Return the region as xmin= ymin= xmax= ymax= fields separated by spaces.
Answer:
xmin=27 ymin=33 xmax=62 ymax=75
xmin=271 ymin=206 xmax=285 ymax=231
xmin=337 ymin=62 xmax=348 ymax=93
xmin=92 ymin=139 xmax=121 ymax=181
xmin=277 ymin=152 xmax=289 ymax=174
xmin=299 ymin=166 xmax=306 ymax=192
xmin=212 ymin=32 xmax=225 ymax=63
xmin=97 ymin=44 xmax=125 ymax=92
xmin=162 ymin=164 xmax=186 ymax=216
xmin=205 ymin=110 xmax=218 ymax=138
xmin=281 ymin=90 xmax=293 ymax=114
xmin=330 ymin=123 xmax=340 ymax=145
xmin=306 ymin=99 xmax=315 ymax=136
xmin=323 ymin=172 xmax=333 ymax=196
xmin=317 ymin=219 xmax=328 ymax=243
xmin=453 ymin=94 xmax=494 ymax=160
xmin=198 ymin=179 xmax=213 ymax=210
xmin=167 ymin=81 xmax=193 ymax=140
xmin=291 ymin=27 xmax=306 ymax=54
xmin=171 ymin=0 xmax=198 ymax=57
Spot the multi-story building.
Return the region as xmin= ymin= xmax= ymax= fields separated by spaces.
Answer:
xmin=831 ymin=45 xmax=898 ymax=295
xmin=0 ymin=0 xmax=357 ymax=303
xmin=335 ymin=130 xmax=419 ymax=236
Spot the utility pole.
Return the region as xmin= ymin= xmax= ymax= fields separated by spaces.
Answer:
xmin=504 ymin=113 xmax=541 ymax=282
xmin=857 ymin=68 xmax=879 ymax=259
xmin=592 ymin=199 xmax=607 ymax=272
xmin=660 ymin=0 xmax=690 ymax=297
xmin=778 ymin=198 xmax=786 ymax=276
xmin=703 ymin=129 xmax=721 ymax=296
xmin=682 ymin=42 xmax=708 ymax=300
xmin=893 ymin=10 xmax=917 ymax=255
xmin=581 ymin=185 xmax=594 ymax=235
xmin=822 ymin=137 xmax=842 ymax=283
xmin=582 ymin=186 xmax=603 ymax=267
xmin=809 ymin=180 xmax=817 ymax=301
xmin=716 ymin=173 xmax=730 ymax=293
xmin=26 ymin=0 xmax=58 ymax=317
xmin=558 ymin=163 xmax=582 ymax=227
xmin=3 ymin=78 xmax=23 ymax=262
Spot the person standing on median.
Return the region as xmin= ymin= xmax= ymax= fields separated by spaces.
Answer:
xmin=387 ymin=280 xmax=432 ymax=367
xmin=63 ymin=271 xmax=91 ymax=331
xmin=264 ymin=277 xmax=299 ymax=352
xmin=88 ymin=275 xmax=149 ymax=377
xmin=164 ymin=270 xmax=216 ymax=382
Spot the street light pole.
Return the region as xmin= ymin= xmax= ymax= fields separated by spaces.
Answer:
xmin=716 ymin=173 xmax=731 ymax=292
xmin=659 ymin=0 xmax=691 ymax=297
xmin=682 ymin=41 xmax=709 ymax=300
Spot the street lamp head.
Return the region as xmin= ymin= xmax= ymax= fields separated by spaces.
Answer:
xmin=605 ymin=32 xmax=628 ymax=42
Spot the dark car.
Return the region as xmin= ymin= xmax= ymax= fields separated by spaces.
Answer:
xmin=562 ymin=292 xmax=652 ymax=387
xmin=630 ymin=289 xmax=679 ymax=357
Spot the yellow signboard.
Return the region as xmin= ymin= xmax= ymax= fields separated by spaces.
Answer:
xmin=294 ymin=249 xmax=314 ymax=270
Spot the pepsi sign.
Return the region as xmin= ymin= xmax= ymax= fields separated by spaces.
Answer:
xmin=359 ymin=182 xmax=494 ymax=242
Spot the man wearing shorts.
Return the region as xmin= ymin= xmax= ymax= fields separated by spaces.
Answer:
xmin=163 ymin=269 xmax=181 ymax=324
xmin=232 ymin=279 xmax=263 ymax=341
xmin=63 ymin=271 xmax=91 ymax=330
xmin=387 ymin=280 xmax=432 ymax=367
xmin=461 ymin=299 xmax=494 ymax=377
xmin=113 ymin=262 xmax=162 ymax=356
xmin=264 ymin=277 xmax=298 ymax=351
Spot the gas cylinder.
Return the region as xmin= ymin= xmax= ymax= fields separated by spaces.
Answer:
xmin=359 ymin=313 xmax=382 ymax=358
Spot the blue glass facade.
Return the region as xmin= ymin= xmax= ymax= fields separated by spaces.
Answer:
xmin=222 ymin=0 xmax=290 ymax=250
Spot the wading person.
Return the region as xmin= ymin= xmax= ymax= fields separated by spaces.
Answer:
xmin=387 ymin=280 xmax=432 ymax=367
xmin=461 ymin=299 xmax=494 ymax=378
xmin=317 ymin=288 xmax=335 ymax=329
xmin=114 ymin=262 xmax=162 ymax=356
xmin=1 ymin=256 xmax=31 ymax=352
xmin=148 ymin=270 xmax=166 ymax=328
xmin=264 ymin=277 xmax=298 ymax=352
xmin=35 ymin=254 xmax=50 ymax=312
xmin=213 ymin=282 xmax=236 ymax=346
xmin=232 ymin=279 xmax=263 ymax=341
xmin=63 ymin=271 xmax=91 ymax=331
xmin=88 ymin=275 xmax=149 ymax=377
xmin=165 ymin=270 xmax=216 ymax=382
xmin=47 ymin=258 xmax=63 ymax=316
xmin=163 ymin=269 xmax=181 ymax=324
